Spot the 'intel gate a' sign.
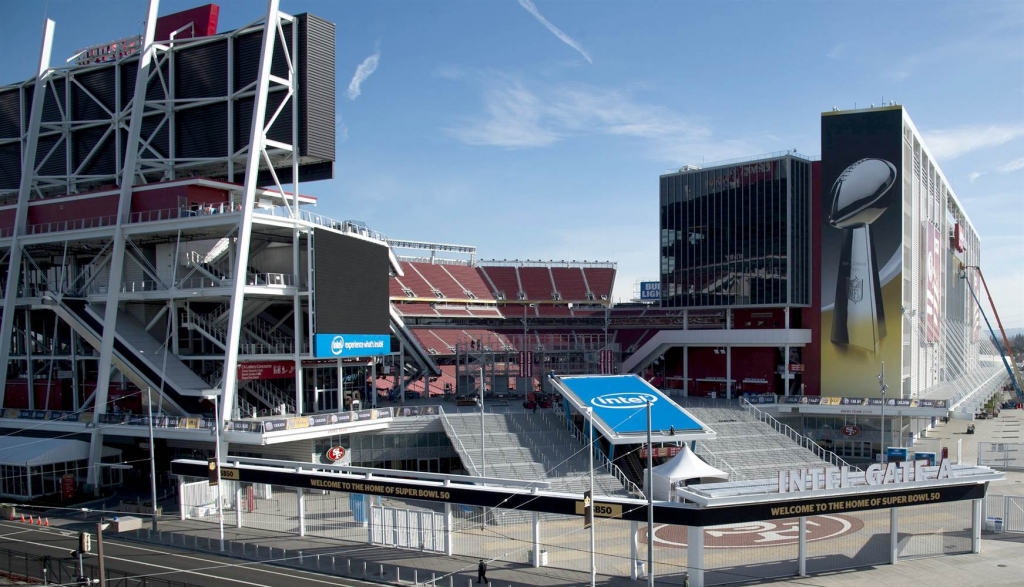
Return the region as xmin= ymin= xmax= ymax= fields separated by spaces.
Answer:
xmin=314 ymin=334 xmax=391 ymax=358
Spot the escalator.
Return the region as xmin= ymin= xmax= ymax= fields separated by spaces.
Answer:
xmin=40 ymin=294 xmax=207 ymax=415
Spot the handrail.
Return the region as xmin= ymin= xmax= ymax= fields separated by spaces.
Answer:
xmin=740 ymin=398 xmax=856 ymax=470
xmin=694 ymin=441 xmax=740 ymax=479
xmin=439 ymin=407 xmax=481 ymax=476
xmin=555 ymin=408 xmax=642 ymax=496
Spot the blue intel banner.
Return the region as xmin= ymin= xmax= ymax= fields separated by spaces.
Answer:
xmin=885 ymin=446 xmax=908 ymax=463
xmin=640 ymin=281 xmax=661 ymax=301
xmin=559 ymin=375 xmax=703 ymax=433
xmin=314 ymin=334 xmax=391 ymax=358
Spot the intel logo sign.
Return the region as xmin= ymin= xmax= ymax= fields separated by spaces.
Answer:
xmin=331 ymin=336 xmax=345 ymax=356
xmin=591 ymin=392 xmax=658 ymax=409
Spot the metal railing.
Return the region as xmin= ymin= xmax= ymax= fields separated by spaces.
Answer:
xmin=244 ymin=378 xmax=296 ymax=414
xmin=0 ymin=545 xmax=202 ymax=587
xmin=245 ymin=272 xmax=296 ymax=287
xmin=439 ymin=407 xmax=481 ymax=476
xmin=253 ymin=207 xmax=389 ymax=242
xmin=694 ymin=440 xmax=740 ymax=479
xmin=740 ymin=398 xmax=855 ymax=469
xmin=26 ymin=214 xmax=117 ymax=234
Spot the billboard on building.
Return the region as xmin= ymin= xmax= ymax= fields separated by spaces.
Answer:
xmin=924 ymin=223 xmax=942 ymax=343
xmin=820 ymin=107 xmax=904 ymax=396
xmin=640 ymin=281 xmax=661 ymax=301
xmin=313 ymin=228 xmax=391 ymax=336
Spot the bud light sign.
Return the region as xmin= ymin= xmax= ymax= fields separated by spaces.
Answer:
xmin=640 ymin=281 xmax=661 ymax=301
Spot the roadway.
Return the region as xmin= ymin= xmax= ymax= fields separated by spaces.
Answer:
xmin=0 ymin=520 xmax=382 ymax=587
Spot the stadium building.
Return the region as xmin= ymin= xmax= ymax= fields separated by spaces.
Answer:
xmin=0 ymin=3 xmax=1010 ymax=586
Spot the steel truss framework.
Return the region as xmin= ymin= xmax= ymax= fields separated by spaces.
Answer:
xmin=0 ymin=0 xmax=313 ymax=492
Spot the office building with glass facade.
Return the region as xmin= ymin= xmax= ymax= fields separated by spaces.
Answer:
xmin=659 ymin=154 xmax=814 ymax=309
xmin=648 ymin=154 xmax=817 ymax=400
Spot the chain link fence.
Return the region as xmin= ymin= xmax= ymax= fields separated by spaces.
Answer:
xmin=0 ymin=546 xmax=201 ymax=587
xmin=176 ymin=474 xmax=977 ymax=584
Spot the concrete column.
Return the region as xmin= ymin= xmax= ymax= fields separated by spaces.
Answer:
xmin=687 ymin=526 xmax=704 ymax=587
xmin=972 ymin=499 xmax=982 ymax=553
xmin=297 ymin=489 xmax=306 ymax=536
xmin=682 ymin=347 xmax=689 ymax=397
xmin=798 ymin=516 xmax=807 ymax=576
xmin=444 ymin=501 xmax=453 ymax=556
xmin=236 ymin=486 xmax=243 ymax=528
xmin=178 ymin=476 xmax=187 ymax=521
xmin=783 ymin=344 xmax=792 ymax=395
xmin=342 ymin=358 xmax=350 ymax=409
xmin=725 ymin=347 xmax=732 ymax=400
xmin=890 ymin=507 xmax=898 ymax=564
xmin=630 ymin=520 xmax=639 ymax=580
xmin=532 ymin=509 xmax=541 ymax=568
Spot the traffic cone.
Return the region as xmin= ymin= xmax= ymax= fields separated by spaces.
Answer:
xmin=20 ymin=514 xmax=25 ymax=523
xmin=44 ymin=518 xmax=49 ymax=526
xmin=34 ymin=516 xmax=41 ymax=525
xmin=28 ymin=515 xmax=33 ymax=524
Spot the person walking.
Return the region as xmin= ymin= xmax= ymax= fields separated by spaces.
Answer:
xmin=477 ymin=559 xmax=487 ymax=584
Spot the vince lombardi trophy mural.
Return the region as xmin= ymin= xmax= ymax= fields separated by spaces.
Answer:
xmin=829 ymin=158 xmax=897 ymax=351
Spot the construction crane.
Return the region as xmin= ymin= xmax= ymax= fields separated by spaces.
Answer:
xmin=961 ymin=265 xmax=1023 ymax=398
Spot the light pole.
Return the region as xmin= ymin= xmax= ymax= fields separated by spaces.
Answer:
xmin=646 ymin=398 xmax=654 ymax=587
xmin=205 ymin=392 xmax=225 ymax=551
xmin=146 ymin=387 xmax=158 ymax=532
xmin=878 ymin=362 xmax=888 ymax=460
xmin=588 ymin=406 xmax=596 ymax=587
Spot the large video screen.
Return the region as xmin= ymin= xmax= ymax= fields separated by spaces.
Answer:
xmin=313 ymin=229 xmax=390 ymax=336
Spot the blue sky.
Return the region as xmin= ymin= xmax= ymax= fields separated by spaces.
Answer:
xmin=2 ymin=0 xmax=1023 ymax=325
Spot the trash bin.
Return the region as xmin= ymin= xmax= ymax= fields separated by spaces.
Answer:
xmin=985 ymin=517 xmax=1004 ymax=533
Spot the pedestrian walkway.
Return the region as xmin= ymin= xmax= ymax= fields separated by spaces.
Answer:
xmin=21 ymin=400 xmax=1024 ymax=587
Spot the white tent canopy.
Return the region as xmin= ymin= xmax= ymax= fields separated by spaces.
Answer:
xmin=645 ymin=445 xmax=728 ymax=501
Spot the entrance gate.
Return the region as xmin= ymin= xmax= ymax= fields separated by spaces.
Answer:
xmin=370 ymin=505 xmax=446 ymax=552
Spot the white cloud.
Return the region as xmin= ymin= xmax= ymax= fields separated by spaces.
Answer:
xmin=826 ymin=43 xmax=846 ymax=59
xmin=996 ymin=157 xmax=1024 ymax=174
xmin=969 ymin=171 xmax=983 ymax=183
xmin=922 ymin=124 xmax=1024 ymax=160
xmin=446 ymin=77 xmax=773 ymax=165
xmin=517 ymin=0 xmax=593 ymax=64
xmin=446 ymin=80 xmax=561 ymax=147
xmin=347 ymin=49 xmax=380 ymax=100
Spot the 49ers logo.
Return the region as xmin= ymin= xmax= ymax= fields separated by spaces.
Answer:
xmin=325 ymin=446 xmax=346 ymax=462
xmin=840 ymin=425 xmax=861 ymax=437
xmin=639 ymin=514 xmax=863 ymax=548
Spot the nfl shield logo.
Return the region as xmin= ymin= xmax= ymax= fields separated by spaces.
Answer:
xmin=847 ymin=276 xmax=863 ymax=303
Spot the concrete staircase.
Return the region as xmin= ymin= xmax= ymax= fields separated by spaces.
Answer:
xmin=440 ymin=410 xmax=630 ymax=497
xmin=684 ymin=402 xmax=847 ymax=481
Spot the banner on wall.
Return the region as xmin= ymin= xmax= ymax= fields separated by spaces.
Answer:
xmin=820 ymin=107 xmax=905 ymax=396
xmin=924 ymin=223 xmax=942 ymax=343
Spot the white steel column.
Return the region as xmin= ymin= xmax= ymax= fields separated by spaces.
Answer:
xmin=220 ymin=0 xmax=282 ymax=420
xmin=0 ymin=18 xmax=54 ymax=405
xmin=531 ymin=508 xmax=541 ymax=568
xmin=725 ymin=346 xmax=732 ymax=400
xmin=798 ymin=516 xmax=807 ymax=576
xmin=890 ymin=507 xmax=899 ymax=564
xmin=236 ymin=486 xmax=243 ymax=528
xmin=297 ymin=488 xmax=306 ymax=536
xmin=87 ymin=0 xmax=160 ymax=493
xmin=687 ymin=526 xmax=704 ymax=587
xmin=444 ymin=501 xmax=453 ymax=556
xmin=682 ymin=346 xmax=688 ymax=396
xmin=629 ymin=520 xmax=639 ymax=580
xmin=972 ymin=498 xmax=982 ymax=553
